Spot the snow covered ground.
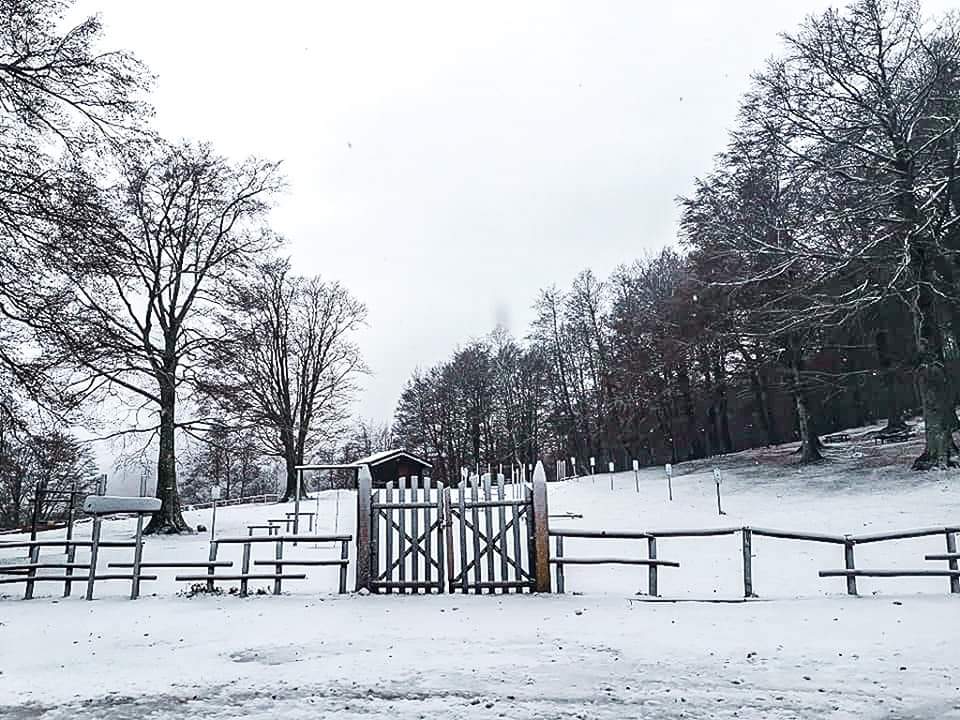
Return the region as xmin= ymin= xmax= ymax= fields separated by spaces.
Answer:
xmin=2 ymin=439 xmax=960 ymax=718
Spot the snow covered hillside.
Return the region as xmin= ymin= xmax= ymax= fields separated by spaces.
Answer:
xmin=2 ymin=443 xmax=959 ymax=718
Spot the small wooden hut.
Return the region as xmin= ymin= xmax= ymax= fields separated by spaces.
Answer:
xmin=352 ymin=449 xmax=433 ymax=489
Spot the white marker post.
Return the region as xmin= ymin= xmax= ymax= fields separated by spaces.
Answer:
xmin=632 ymin=459 xmax=640 ymax=492
xmin=590 ymin=456 xmax=596 ymax=482
xmin=665 ymin=463 xmax=673 ymax=501
xmin=570 ymin=457 xmax=576 ymax=478
xmin=713 ymin=468 xmax=725 ymax=515
xmin=608 ymin=461 xmax=615 ymax=490
xmin=210 ymin=485 xmax=221 ymax=542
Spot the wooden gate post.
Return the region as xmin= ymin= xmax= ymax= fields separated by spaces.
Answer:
xmin=355 ymin=465 xmax=373 ymax=592
xmin=531 ymin=461 xmax=551 ymax=593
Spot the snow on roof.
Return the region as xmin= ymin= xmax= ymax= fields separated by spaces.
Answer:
xmin=352 ymin=448 xmax=433 ymax=469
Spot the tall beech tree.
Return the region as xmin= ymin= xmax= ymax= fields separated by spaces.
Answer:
xmin=26 ymin=144 xmax=282 ymax=532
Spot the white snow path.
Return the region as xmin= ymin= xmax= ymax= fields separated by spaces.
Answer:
xmin=1 ymin=593 xmax=959 ymax=719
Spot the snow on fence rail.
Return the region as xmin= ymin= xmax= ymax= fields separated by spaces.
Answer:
xmin=548 ymin=524 xmax=960 ymax=597
xmin=184 ymin=493 xmax=279 ymax=511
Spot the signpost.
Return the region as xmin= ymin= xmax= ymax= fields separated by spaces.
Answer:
xmin=665 ymin=463 xmax=673 ymax=501
xmin=608 ymin=461 xmax=615 ymax=490
xmin=632 ymin=459 xmax=640 ymax=492
xmin=713 ymin=468 xmax=726 ymax=515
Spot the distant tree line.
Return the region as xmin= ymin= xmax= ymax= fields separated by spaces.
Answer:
xmin=0 ymin=1 xmax=366 ymax=531
xmin=394 ymin=0 xmax=960 ymax=480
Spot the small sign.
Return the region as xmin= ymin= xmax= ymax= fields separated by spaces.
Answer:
xmin=608 ymin=461 xmax=615 ymax=472
xmin=665 ymin=463 xmax=672 ymax=477
xmin=713 ymin=468 xmax=722 ymax=485
xmin=632 ymin=459 xmax=639 ymax=471
xmin=83 ymin=495 xmax=161 ymax=515
xmin=211 ymin=486 xmax=221 ymax=500
xmin=590 ymin=457 xmax=596 ymax=467
xmin=570 ymin=456 xmax=576 ymax=466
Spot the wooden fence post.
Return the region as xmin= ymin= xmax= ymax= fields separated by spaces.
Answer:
xmin=355 ymin=465 xmax=372 ymax=592
xmin=273 ymin=539 xmax=284 ymax=595
xmin=206 ymin=541 xmax=218 ymax=592
xmin=85 ymin=517 xmax=102 ymax=601
xmin=945 ymin=530 xmax=959 ymax=594
xmin=555 ymin=535 xmax=565 ymax=593
xmin=843 ymin=537 xmax=858 ymax=596
xmin=24 ymin=542 xmax=39 ymax=600
xmin=239 ymin=542 xmax=251 ymax=597
xmin=532 ymin=461 xmax=551 ymax=593
xmin=647 ymin=536 xmax=658 ymax=597
xmin=339 ymin=538 xmax=349 ymax=594
xmin=741 ymin=527 xmax=754 ymax=598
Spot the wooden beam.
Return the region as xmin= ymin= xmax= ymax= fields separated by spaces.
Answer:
xmin=355 ymin=465 xmax=372 ymax=592
xmin=532 ymin=462 xmax=551 ymax=593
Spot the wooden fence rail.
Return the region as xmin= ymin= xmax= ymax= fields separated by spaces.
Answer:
xmin=185 ymin=494 xmax=280 ymax=511
xmin=549 ymin=529 xmax=680 ymax=595
xmin=187 ymin=534 xmax=352 ymax=596
xmin=547 ymin=524 xmax=960 ymax=598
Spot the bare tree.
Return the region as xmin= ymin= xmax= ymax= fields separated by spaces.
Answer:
xmin=0 ymin=0 xmax=150 ymax=416
xmin=746 ymin=0 xmax=960 ymax=467
xmin=18 ymin=143 xmax=282 ymax=533
xmin=203 ymin=260 xmax=366 ymax=501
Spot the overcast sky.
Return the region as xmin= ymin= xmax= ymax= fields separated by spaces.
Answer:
xmin=77 ymin=0 xmax=954 ymax=429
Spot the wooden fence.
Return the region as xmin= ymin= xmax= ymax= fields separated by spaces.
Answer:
xmin=185 ymin=493 xmax=279 ymax=511
xmin=550 ymin=524 xmax=960 ymax=597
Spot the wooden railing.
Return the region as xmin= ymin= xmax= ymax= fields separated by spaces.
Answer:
xmin=184 ymin=493 xmax=280 ymax=511
xmin=549 ymin=524 xmax=960 ymax=598
xmin=549 ymin=529 xmax=680 ymax=595
xmin=175 ymin=534 xmax=352 ymax=596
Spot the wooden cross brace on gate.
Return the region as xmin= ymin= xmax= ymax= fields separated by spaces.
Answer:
xmin=376 ymin=509 xmax=444 ymax=580
xmin=449 ymin=505 xmax=533 ymax=588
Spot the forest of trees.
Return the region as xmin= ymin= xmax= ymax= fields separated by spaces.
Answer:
xmin=0 ymin=1 xmax=366 ymax=531
xmin=393 ymin=0 xmax=960 ymax=482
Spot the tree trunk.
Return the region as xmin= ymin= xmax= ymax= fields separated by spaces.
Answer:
xmin=712 ymin=350 xmax=734 ymax=454
xmin=145 ymin=380 xmax=191 ymax=534
xmin=699 ymin=349 xmax=721 ymax=456
xmin=677 ymin=364 xmax=704 ymax=461
xmin=911 ymin=254 xmax=959 ymax=469
xmin=750 ymin=367 xmax=779 ymax=447
xmin=895 ymin=149 xmax=960 ymax=468
xmin=787 ymin=339 xmax=822 ymax=463
xmin=279 ymin=443 xmax=309 ymax=501
xmin=876 ymin=329 xmax=908 ymax=434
